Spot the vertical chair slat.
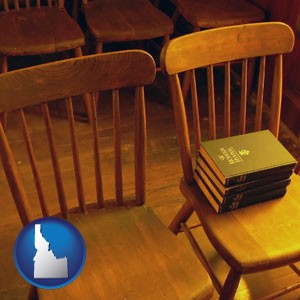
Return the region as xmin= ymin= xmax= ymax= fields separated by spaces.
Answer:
xmin=3 ymin=0 xmax=9 ymax=12
xmin=0 ymin=122 xmax=32 ymax=226
xmin=0 ymin=56 xmax=8 ymax=131
xmin=47 ymin=0 xmax=52 ymax=8
xmin=255 ymin=56 xmax=266 ymax=131
xmin=191 ymin=69 xmax=201 ymax=151
xmin=134 ymin=87 xmax=146 ymax=205
xmin=41 ymin=103 xmax=68 ymax=218
xmin=224 ymin=62 xmax=231 ymax=137
xmin=19 ymin=109 xmax=49 ymax=217
xmin=37 ymin=0 xmax=41 ymax=8
xmin=113 ymin=89 xmax=123 ymax=205
xmin=207 ymin=65 xmax=216 ymax=139
xmin=239 ymin=58 xmax=248 ymax=134
xmin=90 ymin=93 xmax=104 ymax=208
xmin=65 ymin=97 xmax=86 ymax=213
xmin=269 ymin=54 xmax=283 ymax=138
xmin=169 ymin=74 xmax=194 ymax=184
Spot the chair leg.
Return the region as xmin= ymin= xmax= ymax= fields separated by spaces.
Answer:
xmin=27 ymin=285 xmax=38 ymax=300
xmin=168 ymin=200 xmax=194 ymax=234
xmin=74 ymin=47 xmax=93 ymax=123
xmin=0 ymin=55 xmax=8 ymax=131
xmin=219 ymin=268 xmax=241 ymax=300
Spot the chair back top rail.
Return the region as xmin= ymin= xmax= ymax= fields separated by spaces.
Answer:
xmin=161 ymin=22 xmax=294 ymax=75
xmin=0 ymin=50 xmax=156 ymax=114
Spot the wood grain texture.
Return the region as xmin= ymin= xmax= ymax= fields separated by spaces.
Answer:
xmin=1 ymin=61 xmax=300 ymax=299
xmin=134 ymin=87 xmax=146 ymax=205
xmin=0 ymin=120 xmax=33 ymax=226
xmin=161 ymin=22 xmax=294 ymax=75
xmin=180 ymin=174 xmax=300 ymax=274
xmin=90 ymin=93 xmax=104 ymax=208
xmin=224 ymin=61 xmax=231 ymax=137
xmin=113 ymin=89 xmax=123 ymax=205
xmin=66 ymin=97 xmax=86 ymax=213
xmin=270 ymin=54 xmax=283 ymax=138
xmin=169 ymin=74 xmax=194 ymax=184
xmin=161 ymin=21 xmax=300 ymax=299
xmin=239 ymin=58 xmax=248 ymax=134
xmin=0 ymin=50 xmax=156 ymax=114
xmin=83 ymin=0 xmax=173 ymax=42
xmin=207 ymin=65 xmax=216 ymax=140
xmin=176 ymin=0 xmax=265 ymax=28
xmin=191 ymin=69 xmax=201 ymax=150
xmin=19 ymin=109 xmax=49 ymax=217
xmin=0 ymin=7 xmax=84 ymax=56
xmin=42 ymin=103 xmax=68 ymax=219
xmin=0 ymin=50 xmax=214 ymax=299
xmin=38 ymin=206 xmax=213 ymax=300
xmin=255 ymin=56 xmax=266 ymax=131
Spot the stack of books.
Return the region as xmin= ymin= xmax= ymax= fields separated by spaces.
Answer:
xmin=194 ymin=130 xmax=297 ymax=213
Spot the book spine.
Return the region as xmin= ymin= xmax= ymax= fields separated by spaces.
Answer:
xmin=219 ymin=188 xmax=287 ymax=213
xmin=196 ymin=159 xmax=292 ymax=196
xmin=226 ymin=164 xmax=295 ymax=186
xmin=222 ymin=179 xmax=291 ymax=204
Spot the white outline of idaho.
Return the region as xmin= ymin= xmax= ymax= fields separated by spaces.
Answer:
xmin=33 ymin=224 xmax=68 ymax=278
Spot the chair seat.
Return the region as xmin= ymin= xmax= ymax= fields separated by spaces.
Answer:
xmin=83 ymin=0 xmax=173 ymax=42
xmin=38 ymin=205 xmax=213 ymax=300
xmin=176 ymin=0 xmax=265 ymax=28
xmin=181 ymin=173 xmax=300 ymax=274
xmin=0 ymin=8 xmax=84 ymax=56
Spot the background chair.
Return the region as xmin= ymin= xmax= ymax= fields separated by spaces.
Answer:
xmin=161 ymin=22 xmax=300 ymax=299
xmin=0 ymin=0 xmax=92 ymax=128
xmin=0 ymin=50 xmax=213 ymax=299
xmin=81 ymin=0 xmax=173 ymax=68
xmin=168 ymin=0 xmax=265 ymax=100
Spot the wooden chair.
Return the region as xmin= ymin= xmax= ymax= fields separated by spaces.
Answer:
xmin=0 ymin=50 xmax=214 ymax=300
xmin=81 ymin=0 xmax=173 ymax=67
xmin=161 ymin=22 xmax=300 ymax=299
xmin=169 ymin=0 xmax=265 ymax=100
xmin=171 ymin=0 xmax=265 ymax=30
xmin=0 ymin=0 xmax=92 ymax=129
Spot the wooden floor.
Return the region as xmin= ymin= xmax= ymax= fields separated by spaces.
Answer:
xmin=0 ymin=70 xmax=300 ymax=299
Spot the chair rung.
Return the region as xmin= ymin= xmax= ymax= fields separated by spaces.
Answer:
xmin=180 ymin=222 xmax=222 ymax=294
xmin=290 ymin=264 xmax=300 ymax=277
xmin=178 ymin=222 xmax=202 ymax=232
xmin=260 ymin=281 xmax=300 ymax=300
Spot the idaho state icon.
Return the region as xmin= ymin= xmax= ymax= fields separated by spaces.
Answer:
xmin=14 ymin=217 xmax=86 ymax=289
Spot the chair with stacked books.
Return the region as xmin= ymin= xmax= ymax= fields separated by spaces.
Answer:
xmin=0 ymin=51 xmax=213 ymax=299
xmin=161 ymin=22 xmax=300 ymax=299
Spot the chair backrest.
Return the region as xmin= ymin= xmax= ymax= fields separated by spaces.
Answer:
xmin=160 ymin=22 xmax=295 ymax=184
xmin=1 ymin=0 xmax=64 ymax=11
xmin=0 ymin=50 xmax=156 ymax=226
